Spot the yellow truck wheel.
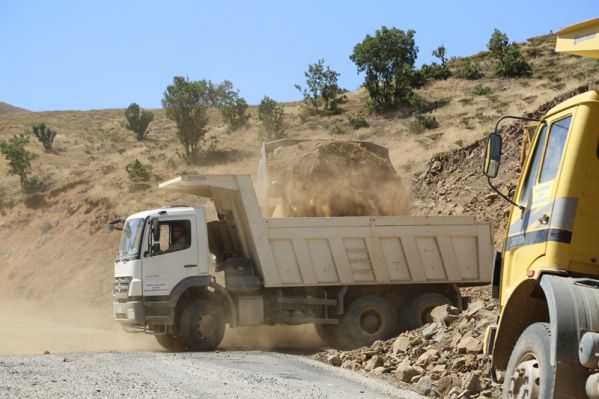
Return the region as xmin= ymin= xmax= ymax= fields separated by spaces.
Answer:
xmin=503 ymin=322 xmax=555 ymax=399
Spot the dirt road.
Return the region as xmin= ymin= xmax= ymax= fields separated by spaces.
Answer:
xmin=0 ymin=351 xmax=423 ymax=399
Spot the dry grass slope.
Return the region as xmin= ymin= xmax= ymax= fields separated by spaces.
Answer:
xmin=0 ymin=33 xmax=597 ymax=311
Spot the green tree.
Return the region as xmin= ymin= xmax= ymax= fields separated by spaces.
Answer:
xmin=32 ymin=123 xmax=57 ymax=151
xmin=0 ymin=132 xmax=35 ymax=190
xmin=258 ymin=96 xmax=285 ymax=140
xmin=162 ymin=76 xmax=212 ymax=160
xmin=487 ymin=29 xmax=531 ymax=77
xmin=215 ymin=80 xmax=250 ymax=131
xmin=295 ymin=59 xmax=345 ymax=115
xmin=350 ymin=26 xmax=418 ymax=112
xmin=125 ymin=103 xmax=154 ymax=140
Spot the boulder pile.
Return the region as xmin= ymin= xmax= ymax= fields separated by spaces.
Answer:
xmin=313 ymin=292 xmax=500 ymax=398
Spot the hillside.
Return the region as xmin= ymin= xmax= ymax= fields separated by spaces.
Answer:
xmin=0 ymin=33 xmax=598 ymax=354
xmin=0 ymin=101 xmax=28 ymax=116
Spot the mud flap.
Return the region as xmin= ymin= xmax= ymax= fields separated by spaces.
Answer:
xmin=540 ymin=275 xmax=598 ymax=398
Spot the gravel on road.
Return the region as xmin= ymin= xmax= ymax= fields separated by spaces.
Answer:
xmin=0 ymin=351 xmax=425 ymax=399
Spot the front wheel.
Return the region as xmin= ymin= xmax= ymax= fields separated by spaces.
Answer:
xmin=179 ymin=299 xmax=226 ymax=351
xmin=502 ymin=322 xmax=555 ymax=399
xmin=154 ymin=332 xmax=185 ymax=352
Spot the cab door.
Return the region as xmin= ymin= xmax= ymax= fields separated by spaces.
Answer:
xmin=141 ymin=216 xmax=200 ymax=296
xmin=500 ymin=114 xmax=573 ymax=305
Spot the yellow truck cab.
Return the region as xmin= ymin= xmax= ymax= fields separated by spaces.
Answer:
xmin=483 ymin=17 xmax=599 ymax=399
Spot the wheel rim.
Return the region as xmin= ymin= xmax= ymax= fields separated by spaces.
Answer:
xmin=195 ymin=313 xmax=219 ymax=341
xmin=360 ymin=309 xmax=383 ymax=334
xmin=507 ymin=353 xmax=541 ymax=399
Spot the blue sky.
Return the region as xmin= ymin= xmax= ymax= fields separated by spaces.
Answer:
xmin=0 ymin=1 xmax=595 ymax=111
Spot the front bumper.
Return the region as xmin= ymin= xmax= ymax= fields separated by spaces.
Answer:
xmin=113 ymin=301 xmax=145 ymax=325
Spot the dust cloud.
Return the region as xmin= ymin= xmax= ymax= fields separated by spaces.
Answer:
xmin=265 ymin=140 xmax=411 ymax=217
xmin=0 ymin=298 xmax=157 ymax=356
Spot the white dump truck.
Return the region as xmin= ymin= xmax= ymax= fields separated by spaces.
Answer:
xmin=112 ymin=174 xmax=493 ymax=351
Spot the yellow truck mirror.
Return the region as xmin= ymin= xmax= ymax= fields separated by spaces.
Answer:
xmin=484 ymin=133 xmax=502 ymax=178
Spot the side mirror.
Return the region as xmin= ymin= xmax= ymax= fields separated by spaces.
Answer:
xmin=104 ymin=223 xmax=115 ymax=233
xmin=483 ymin=133 xmax=502 ymax=178
xmin=151 ymin=219 xmax=161 ymax=242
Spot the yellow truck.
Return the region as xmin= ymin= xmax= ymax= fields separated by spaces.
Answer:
xmin=483 ymin=17 xmax=599 ymax=399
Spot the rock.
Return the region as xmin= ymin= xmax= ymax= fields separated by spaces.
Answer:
xmin=392 ymin=336 xmax=411 ymax=355
xmin=435 ymin=376 xmax=462 ymax=397
xmin=341 ymin=360 xmax=357 ymax=370
xmin=421 ymin=322 xmax=443 ymax=339
xmin=457 ymin=336 xmax=483 ymax=354
xmin=372 ymin=366 xmax=386 ymax=376
xmin=416 ymin=349 xmax=439 ymax=367
xmin=414 ymin=376 xmax=434 ymax=396
xmin=327 ymin=354 xmax=342 ymax=367
xmin=431 ymin=304 xmax=460 ymax=325
xmin=370 ymin=340 xmax=384 ymax=353
xmin=465 ymin=301 xmax=485 ymax=319
xmin=395 ymin=361 xmax=421 ymax=383
xmin=43 ymin=350 xmax=50 ymax=355
xmin=462 ymin=373 xmax=482 ymax=394
xmin=364 ymin=355 xmax=383 ymax=372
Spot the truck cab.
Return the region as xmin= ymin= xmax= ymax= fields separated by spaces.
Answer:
xmin=113 ymin=206 xmax=210 ymax=325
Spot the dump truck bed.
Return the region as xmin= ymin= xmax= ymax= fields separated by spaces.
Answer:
xmin=160 ymin=175 xmax=493 ymax=287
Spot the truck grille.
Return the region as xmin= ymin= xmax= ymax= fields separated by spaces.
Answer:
xmin=114 ymin=277 xmax=132 ymax=295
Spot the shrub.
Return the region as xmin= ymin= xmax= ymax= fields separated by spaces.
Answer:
xmin=347 ymin=114 xmax=368 ymax=129
xmin=473 ymin=84 xmax=492 ymax=96
xmin=162 ymin=76 xmax=212 ymax=160
xmin=125 ymin=159 xmax=152 ymax=182
xmin=350 ymin=26 xmax=418 ymax=112
xmin=410 ymin=112 xmax=439 ymax=133
xmin=330 ymin=123 xmax=346 ymax=135
xmin=488 ymin=29 xmax=532 ymax=77
xmin=295 ymin=59 xmax=345 ymax=115
xmin=215 ymin=80 xmax=250 ymax=131
xmin=420 ymin=45 xmax=451 ymax=81
xmin=0 ymin=132 xmax=36 ymax=190
xmin=32 ymin=123 xmax=57 ymax=150
xmin=455 ymin=59 xmax=484 ymax=80
xmin=125 ymin=103 xmax=154 ymax=140
xmin=258 ymin=96 xmax=285 ymax=140
xmin=39 ymin=220 xmax=53 ymax=234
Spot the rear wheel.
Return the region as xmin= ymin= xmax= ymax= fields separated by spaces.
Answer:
xmin=154 ymin=332 xmax=185 ymax=352
xmin=179 ymin=299 xmax=226 ymax=351
xmin=502 ymin=322 xmax=555 ymax=399
xmin=340 ymin=295 xmax=399 ymax=348
xmin=400 ymin=292 xmax=452 ymax=330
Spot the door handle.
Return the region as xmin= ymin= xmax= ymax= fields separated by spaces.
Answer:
xmin=538 ymin=214 xmax=550 ymax=225
xmin=184 ymin=264 xmax=197 ymax=268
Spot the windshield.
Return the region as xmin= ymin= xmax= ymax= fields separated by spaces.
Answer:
xmin=118 ymin=218 xmax=145 ymax=258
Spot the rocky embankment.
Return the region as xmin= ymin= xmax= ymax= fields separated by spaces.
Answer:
xmin=314 ymin=290 xmax=499 ymax=398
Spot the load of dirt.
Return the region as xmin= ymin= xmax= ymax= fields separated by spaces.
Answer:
xmin=314 ymin=288 xmax=499 ymax=398
xmin=266 ymin=140 xmax=410 ymax=217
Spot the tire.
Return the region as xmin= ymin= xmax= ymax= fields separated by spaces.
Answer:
xmin=339 ymin=295 xmax=399 ymax=349
xmin=179 ymin=299 xmax=226 ymax=351
xmin=154 ymin=332 xmax=185 ymax=352
xmin=315 ymin=324 xmax=337 ymax=347
xmin=502 ymin=322 xmax=555 ymax=399
xmin=401 ymin=292 xmax=452 ymax=330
